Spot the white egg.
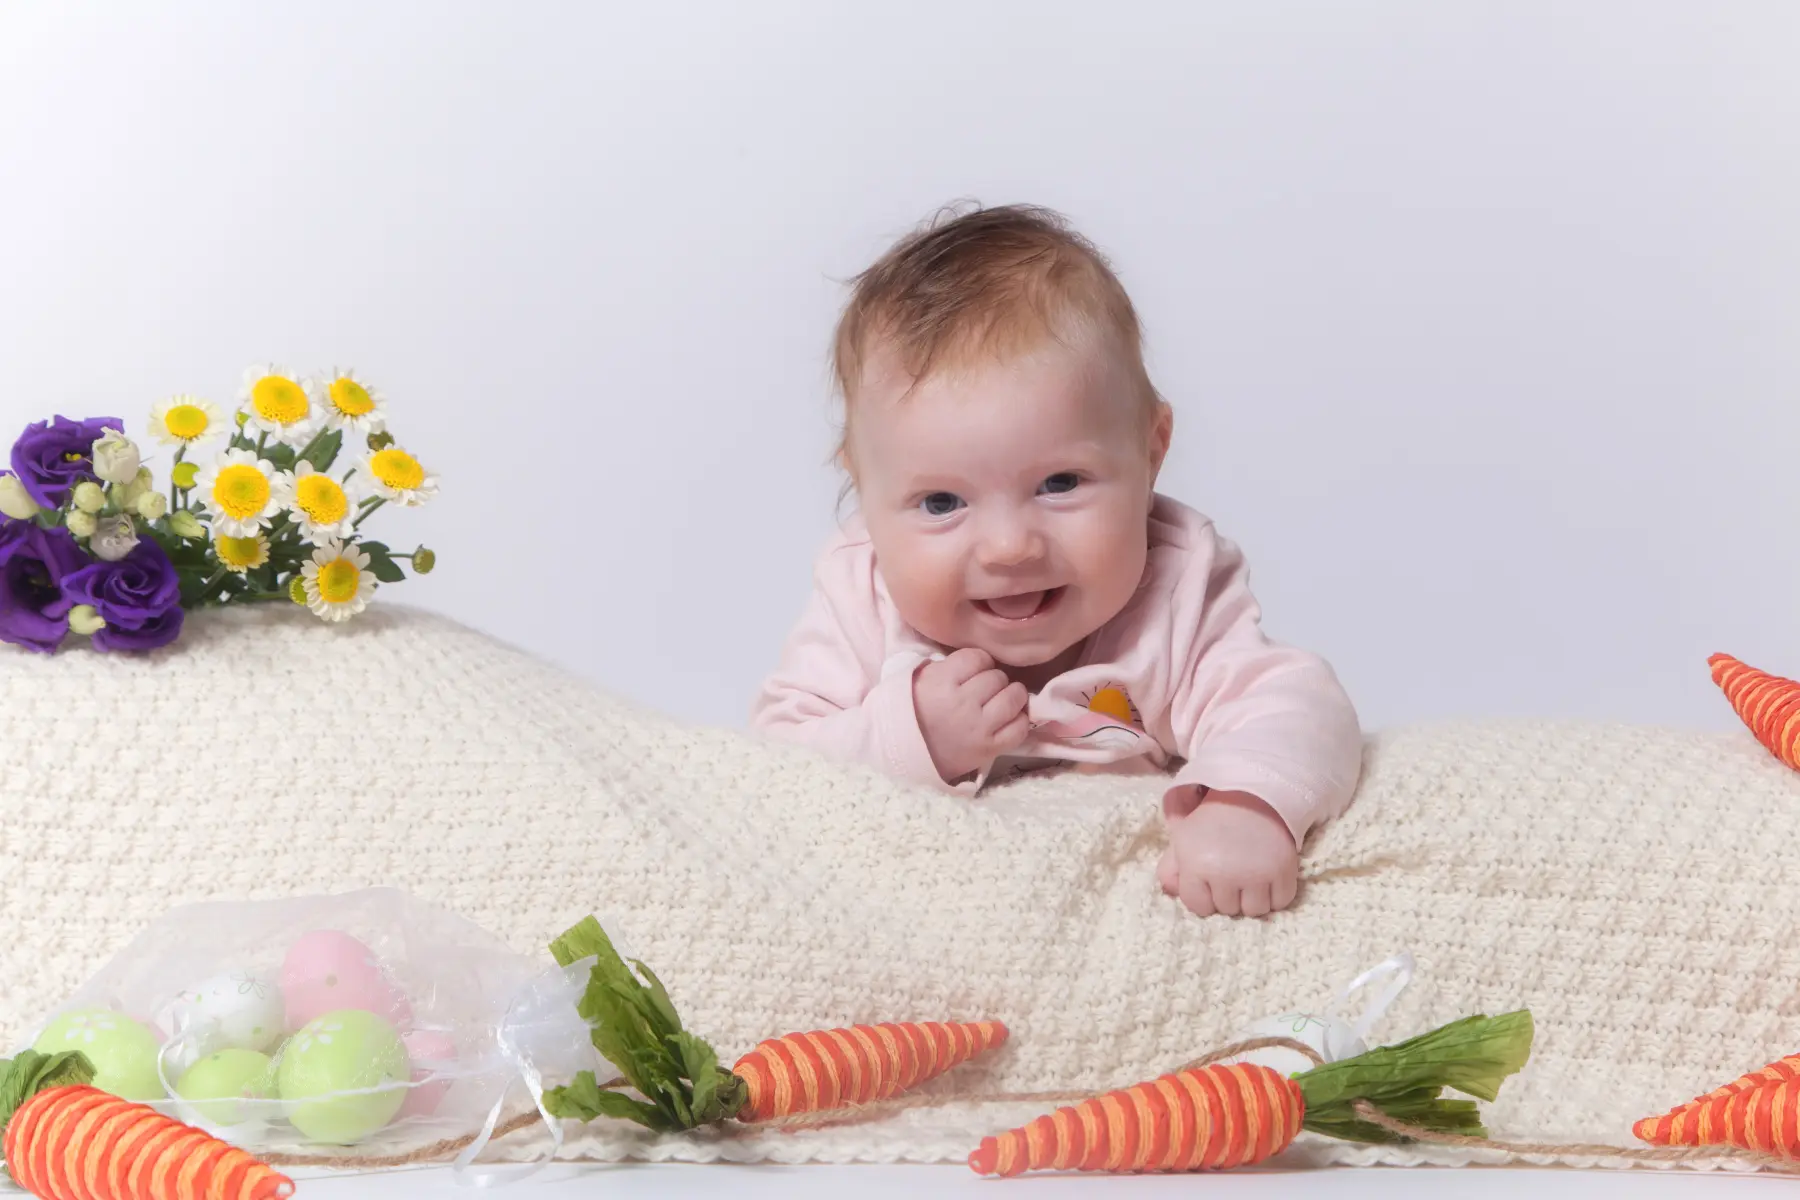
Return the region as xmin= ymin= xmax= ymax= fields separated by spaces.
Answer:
xmin=164 ymin=970 xmax=283 ymax=1054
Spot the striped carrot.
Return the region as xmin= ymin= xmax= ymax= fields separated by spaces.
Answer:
xmin=541 ymin=916 xmax=1007 ymax=1131
xmin=970 ymin=1010 xmax=1534 ymax=1176
xmin=1634 ymin=1052 xmax=1800 ymax=1145
xmin=1709 ymin=653 xmax=1800 ymax=771
xmin=732 ymin=1020 xmax=1007 ymax=1122
xmin=1632 ymin=1076 xmax=1800 ymax=1158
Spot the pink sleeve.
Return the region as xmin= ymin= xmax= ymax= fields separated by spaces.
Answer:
xmin=749 ymin=541 xmax=946 ymax=789
xmin=1164 ymin=524 xmax=1365 ymax=846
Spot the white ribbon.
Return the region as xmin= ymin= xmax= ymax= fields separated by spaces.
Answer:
xmin=451 ymin=956 xmax=599 ymax=1187
xmin=1332 ymin=950 xmax=1416 ymax=1044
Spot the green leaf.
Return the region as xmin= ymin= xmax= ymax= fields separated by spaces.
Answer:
xmin=356 ymin=540 xmax=406 ymax=584
xmin=540 ymin=1071 xmax=674 ymax=1131
xmin=542 ymin=915 xmax=741 ymax=1131
xmin=0 ymin=1050 xmax=95 ymax=1134
xmin=549 ymin=915 xmax=613 ymax=969
xmin=1295 ymin=1010 xmax=1533 ymax=1144
xmin=263 ymin=444 xmax=297 ymax=471
xmin=300 ymin=429 xmax=343 ymax=472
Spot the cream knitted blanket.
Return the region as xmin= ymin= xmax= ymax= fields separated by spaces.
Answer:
xmin=3 ymin=606 xmax=1798 ymax=1173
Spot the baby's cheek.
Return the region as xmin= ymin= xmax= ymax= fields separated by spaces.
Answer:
xmin=875 ymin=534 xmax=967 ymax=641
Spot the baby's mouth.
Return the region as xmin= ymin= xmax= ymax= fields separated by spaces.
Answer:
xmin=974 ymin=587 xmax=1064 ymax=621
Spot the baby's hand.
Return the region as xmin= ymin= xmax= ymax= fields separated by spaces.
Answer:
xmin=1157 ymin=788 xmax=1300 ymax=918
xmin=913 ymin=648 xmax=1030 ymax=783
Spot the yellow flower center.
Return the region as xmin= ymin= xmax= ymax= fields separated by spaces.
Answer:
xmin=329 ymin=378 xmax=376 ymax=416
xmin=212 ymin=464 xmax=270 ymax=519
xmin=370 ymin=448 xmax=424 ymax=491
xmin=251 ymin=376 xmax=308 ymax=426
xmin=317 ymin=558 xmax=361 ymax=603
xmin=216 ymin=536 xmax=266 ymax=569
xmin=294 ymin=474 xmax=349 ymax=526
xmin=164 ymin=404 xmax=210 ymax=440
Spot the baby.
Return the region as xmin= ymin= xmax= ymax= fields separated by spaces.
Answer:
xmin=752 ymin=204 xmax=1363 ymax=918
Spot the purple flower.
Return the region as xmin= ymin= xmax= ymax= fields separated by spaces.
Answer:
xmin=62 ymin=539 xmax=184 ymax=652
xmin=10 ymin=415 xmax=122 ymax=509
xmin=0 ymin=522 xmax=89 ymax=652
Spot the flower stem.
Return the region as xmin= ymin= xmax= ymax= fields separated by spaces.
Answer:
xmin=295 ymin=429 xmax=324 ymax=465
xmin=255 ymin=432 xmax=268 ymax=456
xmin=195 ymin=564 xmax=230 ymax=605
xmin=352 ymin=497 xmax=385 ymax=530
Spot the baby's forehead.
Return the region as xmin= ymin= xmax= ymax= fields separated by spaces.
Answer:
xmin=853 ymin=327 xmax=1122 ymax=410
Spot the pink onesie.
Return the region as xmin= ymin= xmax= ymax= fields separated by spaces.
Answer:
xmin=750 ymin=494 xmax=1364 ymax=846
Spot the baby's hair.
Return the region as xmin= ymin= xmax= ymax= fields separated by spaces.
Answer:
xmin=831 ymin=201 xmax=1161 ymax=475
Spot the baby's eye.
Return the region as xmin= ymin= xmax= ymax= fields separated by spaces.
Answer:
xmin=920 ymin=492 xmax=964 ymax=518
xmin=1039 ymin=473 xmax=1080 ymax=495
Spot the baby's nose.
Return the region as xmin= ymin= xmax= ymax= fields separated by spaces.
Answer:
xmin=979 ymin=517 xmax=1046 ymax=567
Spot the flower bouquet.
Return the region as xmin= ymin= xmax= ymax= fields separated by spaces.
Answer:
xmin=0 ymin=365 xmax=437 ymax=653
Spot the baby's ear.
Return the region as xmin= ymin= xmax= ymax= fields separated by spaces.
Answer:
xmin=1147 ymin=400 xmax=1174 ymax=478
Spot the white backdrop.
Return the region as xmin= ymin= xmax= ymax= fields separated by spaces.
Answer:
xmin=1 ymin=1 xmax=1795 ymax=736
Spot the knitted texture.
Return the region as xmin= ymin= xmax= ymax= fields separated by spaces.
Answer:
xmin=3 ymin=606 xmax=1799 ymax=1172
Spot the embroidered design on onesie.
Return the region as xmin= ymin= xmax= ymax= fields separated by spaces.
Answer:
xmin=1029 ymin=683 xmax=1147 ymax=752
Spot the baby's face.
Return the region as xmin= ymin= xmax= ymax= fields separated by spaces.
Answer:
xmin=851 ymin=335 xmax=1169 ymax=669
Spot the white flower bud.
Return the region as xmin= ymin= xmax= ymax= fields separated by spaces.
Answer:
xmin=91 ymin=428 xmax=142 ymax=486
xmin=135 ymin=491 xmax=167 ymax=520
xmin=168 ymin=510 xmax=203 ymax=539
xmin=65 ymin=510 xmax=98 ymax=538
xmin=68 ymin=605 xmax=105 ymax=636
xmin=72 ymin=481 xmax=106 ymax=514
xmin=90 ymin=514 xmax=138 ymax=562
xmin=0 ymin=474 xmax=39 ymax=520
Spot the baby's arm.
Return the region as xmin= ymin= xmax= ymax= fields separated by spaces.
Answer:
xmin=750 ymin=546 xmax=947 ymax=788
xmin=1160 ymin=524 xmax=1364 ymax=915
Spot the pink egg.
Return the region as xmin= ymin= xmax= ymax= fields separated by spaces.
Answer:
xmin=279 ymin=930 xmax=413 ymax=1031
xmin=397 ymin=1029 xmax=457 ymax=1119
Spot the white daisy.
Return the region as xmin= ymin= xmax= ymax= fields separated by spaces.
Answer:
xmin=194 ymin=448 xmax=293 ymax=537
xmin=237 ymin=363 xmax=316 ymax=447
xmin=301 ymin=538 xmax=378 ymax=622
xmin=214 ymin=533 xmax=270 ymax=574
xmin=310 ymin=367 xmax=389 ymax=437
xmin=362 ymin=445 xmax=438 ymax=507
xmin=148 ymin=395 xmax=223 ymax=447
xmin=288 ymin=462 xmax=358 ymax=543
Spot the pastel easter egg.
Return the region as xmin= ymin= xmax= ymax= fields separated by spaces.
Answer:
xmin=176 ymin=1048 xmax=274 ymax=1126
xmin=277 ymin=1009 xmax=410 ymax=1144
xmin=396 ymin=1029 xmax=457 ymax=1119
xmin=279 ymin=930 xmax=412 ymax=1031
xmin=167 ymin=969 xmax=284 ymax=1053
xmin=33 ymin=1008 xmax=163 ymax=1101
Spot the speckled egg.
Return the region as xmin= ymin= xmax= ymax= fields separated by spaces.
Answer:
xmin=396 ymin=1028 xmax=457 ymax=1119
xmin=279 ymin=930 xmax=412 ymax=1031
xmin=166 ymin=970 xmax=284 ymax=1053
xmin=33 ymin=1008 xmax=163 ymax=1101
xmin=277 ymin=1009 xmax=410 ymax=1144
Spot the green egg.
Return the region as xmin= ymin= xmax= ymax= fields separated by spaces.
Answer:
xmin=277 ymin=1009 xmax=409 ymax=1144
xmin=32 ymin=1008 xmax=163 ymax=1101
xmin=176 ymin=1049 xmax=273 ymax=1125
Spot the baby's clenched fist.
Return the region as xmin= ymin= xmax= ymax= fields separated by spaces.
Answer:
xmin=1158 ymin=788 xmax=1300 ymax=918
xmin=914 ymin=648 xmax=1030 ymax=783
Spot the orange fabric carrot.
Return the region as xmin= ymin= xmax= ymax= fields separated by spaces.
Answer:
xmin=733 ymin=1020 xmax=1007 ymax=1122
xmin=1709 ymin=653 xmax=1800 ymax=771
xmin=970 ymin=1011 xmax=1534 ymax=1176
xmin=0 ymin=1051 xmax=292 ymax=1200
xmin=540 ymin=916 xmax=1006 ymax=1131
xmin=1633 ymin=1076 xmax=1800 ymax=1158
xmin=972 ymin=1061 xmax=1301 ymax=1175
xmin=1634 ymin=1052 xmax=1800 ymax=1146
xmin=5 ymin=1086 xmax=294 ymax=1200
